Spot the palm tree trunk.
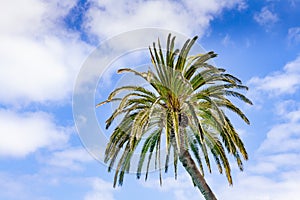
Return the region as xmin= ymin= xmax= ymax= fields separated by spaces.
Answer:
xmin=178 ymin=125 xmax=217 ymax=200
xmin=179 ymin=149 xmax=217 ymax=200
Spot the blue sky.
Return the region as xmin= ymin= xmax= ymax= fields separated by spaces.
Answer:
xmin=1 ymin=0 xmax=300 ymax=199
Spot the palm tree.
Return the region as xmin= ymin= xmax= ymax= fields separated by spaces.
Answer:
xmin=97 ymin=34 xmax=252 ymax=200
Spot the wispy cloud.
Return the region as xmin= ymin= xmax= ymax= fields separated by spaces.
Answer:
xmin=254 ymin=6 xmax=278 ymax=29
xmin=222 ymin=34 xmax=234 ymax=46
xmin=288 ymin=27 xmax=300 ymax=45
xmin=142 ymin=173 xmax=201 ymax=200
xmin=0 ymin=170 xmax=115 ymax=200
xmin=44 ymin=148 xmax=94 ymax=171
xmin=84 ymin=178 xmax=117 ymax=200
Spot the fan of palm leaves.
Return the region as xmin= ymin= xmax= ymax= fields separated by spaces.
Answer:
xmin=97 ymin=33 xmax=252 ymax=190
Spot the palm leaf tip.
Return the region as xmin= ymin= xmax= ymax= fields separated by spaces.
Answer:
xmin=208 ymin=51 xmax=217 ymax=58
xmin=96 ymin=100 xmax=108 ymax=107
xmin=117 ymin=68 xmax=127 ymax=74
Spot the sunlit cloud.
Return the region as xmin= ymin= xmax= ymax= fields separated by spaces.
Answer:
xmin=0 ymin=0 xmax=92 ymax=105
xmin=84 ymin=0 xmax=246 ymax=39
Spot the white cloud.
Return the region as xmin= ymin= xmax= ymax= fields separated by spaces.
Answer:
xmin=142 ymin=173 xmax=202 ymax=200
xmin=0 ymin=109 xmax=69 ymax=157
xmin=0 ymin=170 xmax=116 ymax=200
xmin=0 ymin=0 xmax=92 ymax=105
xmin=215 ymin=171 xmax=300 ymax=200
xmin=254 ymin=6 xmax=278 ymax=28
xmin=256 ymin=101 xmax=300 ymax=168
xmin=258 ymin=122 xmax=300 ymax=154
xmin=288 ymin=27 xmax=300 ymax=45
xmin=45 ymin=148 xmax=94 ymax=170
xmin=84 ymin=178 xmax=116 ymax=200
xmin=249 ymin=55 xmax=300 ymax=95
xmin=275 ymin=100 xmax=300 ymax=122
xmin=84 ymin=0 xmax=246 ymax=39
xmin=0 ymin=35 xmax=88 ymax=104
xmin=0 ymin=0 xmax=77 ymax=36
xmin=0 ymin=173 xmax=32 ymax=200
xmin=248 ymin=162 xmax=277 ymax=174
xmin=0 ymin=0 xmax=46 ymax=35
xmin=85 ymin=0 xmax=192 ymax=39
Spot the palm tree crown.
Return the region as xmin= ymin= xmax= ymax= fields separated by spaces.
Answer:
xmin=97 ymin=34 xmax=252 ymax=199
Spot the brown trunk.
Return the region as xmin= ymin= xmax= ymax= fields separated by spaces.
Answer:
xmin=179 ymin=149 xmax=218 ymax=200
xmin=178 ymin=124 xmax=217 ymax=200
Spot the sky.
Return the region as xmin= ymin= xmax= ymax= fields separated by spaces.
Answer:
xmin=1 ymin=0 xmax=300 ymax=199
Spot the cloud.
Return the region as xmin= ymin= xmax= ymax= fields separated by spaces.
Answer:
xmin=0 ymin=0 xmax=46 ymax=35
xmin=215 ymin=170 xmax=300 ymax=200
xmin=0 ymin=0 xmax=92 ymax=105
xmin=288 ymin=27 xmax=300 ymax=45
xmin=84 ymin=0 xmax=246 ymax=39
xmin=258 ymin=121 xmax=300 ymax=154
xmin=84 ymin=178 xmax=116 ymax=200
xmin=254 ymin=6 xmax=278 ymax=28
xmin=0 ymin=0 xmax=247 ymax=106
xmin=0 ymin=109 xmax=69 ymax=157
xmin=0 ymin=169 xmax=116 ymax=200
xmin=0 ymin=35 xmax=91 ymax=105
xmin=0 ymin=0 xmax=85 ymax=38
xmin=142 ymin=173 xmax=202 ymax=200
xmin=45 ymin=148 xmax=94 ymax=170
xmin=275 ymin=100 xmax=300 ymax=122
xmin=248 ymin=55 xmax=300 ymax=95
xmin=0 ymin=173 xmax=41 ymax=199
